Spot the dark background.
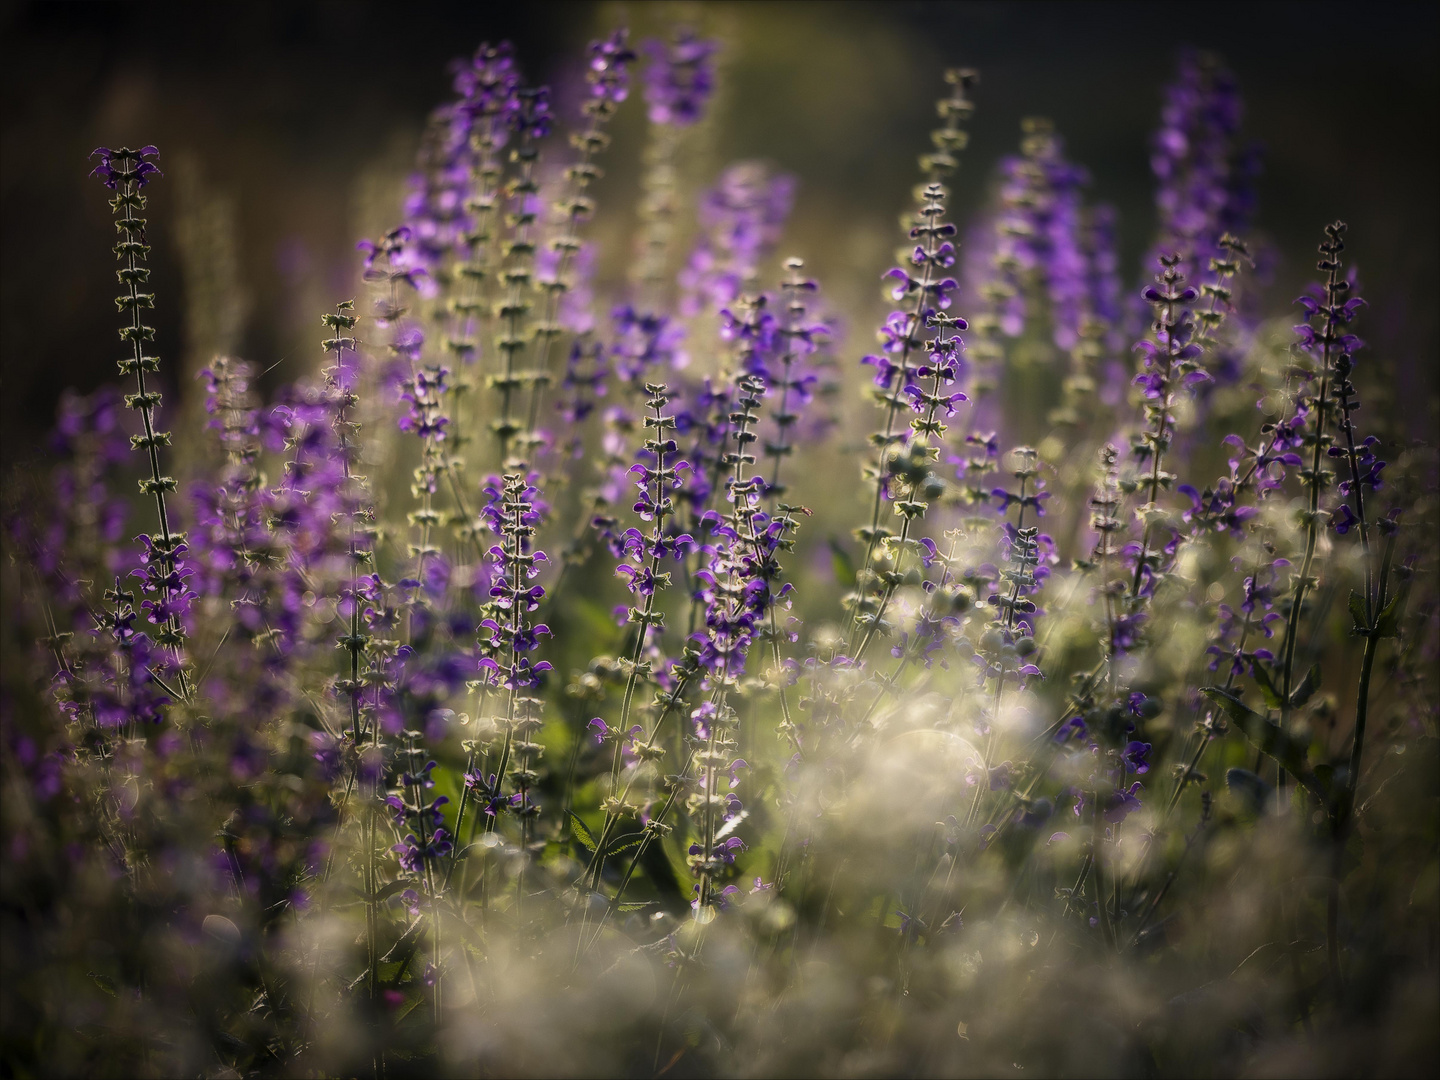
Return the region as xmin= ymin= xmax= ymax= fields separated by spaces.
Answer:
xmin=2 ymin=0 xmax=1436 ymax=467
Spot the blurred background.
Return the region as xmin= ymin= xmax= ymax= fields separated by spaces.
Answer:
xmin=2 ymin=0 xmax=1436 ymax=467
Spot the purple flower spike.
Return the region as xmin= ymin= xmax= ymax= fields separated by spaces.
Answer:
xmin=1103 ymin=782 xmax=1144 ymax=824
xmin=1123 ymin=741 xmax=1152 ymax=774
xmin=587 ymin=30 xmax=637 ymax=108
xmin=1150 ymin=50 xmax=1257 ymax=284
xmin=679 ymin=162 xmax=795 ymax=318
xmin=642 ymin=30 xmax=718 ymax=126
xmin=90 ymin=145 xmax=162 ymax=190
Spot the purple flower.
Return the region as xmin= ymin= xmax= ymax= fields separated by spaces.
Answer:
xmin=679 ymin=162 xmax=795 ymax=317
xmin=991 ymin=123 xmax=1098 ymax=350
xmin=477 ymin=474 xmax=553 ymax=692
xmin=1296 ymin=241 xmax=1383 ymax=556
xmin=1103 ymin=782 xmax=1144 ymax=824
xmin=397 ymin=361 xmax=451 ymax=443
xmin=611 ymin=306 xmax=686 ymax=388
xmin=642 ymin=30 xmax=718 ymax=126
xmin=393 ymin=824 xmax=453 ymax=874
xmin=90 ymin=145 xmax=161 ymax=190
xmin=455 ymin=41 xmax=522 ymax=130
xmin=1149 ymin=50 xmax=1255 ymax=284
xmin=557 ymin=334 xmax=608 ymax=434
xmin=586 ymin=29 xmax=637 ymax=108
xmin=511 ymin=85 xmax=552 ymax=141
xmin=1123 ymin=741 xmax=1152 ymax=774
xmin=1176 ymin=480 xmax=1257 ymax=539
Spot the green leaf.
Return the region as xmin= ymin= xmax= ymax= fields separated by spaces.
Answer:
xmin=1201 ymin=688 xmax=1329 ymax=804
xmin=829 ymin=536 xmax=857 ymax=588
xmin=1251 ymin=664 xmax=1284 ymax=710
xmin=1374 ymin=590 xmax=1406 ymax=639
xmin=1348 ymin=590 xmax=1369 ymax=634
xmin=1202 ymin=685 xmax=1249 ymax=727
xmin=1289 ymin=664 xmax=1321 ymax=709
xmin=374 ymin=879 xmax=409 ymax=903
xmin=568 ymin=811 xmax=597 ymax=853
xmin=377 ymin=961 xmax=407 ymax=984
xmin=345 ymin=879 xmax=410 ymax=904
xmin=604 ymin=832 xmax=645 ymax=857
xmin=618 ymin=901 xmax=658 ymax=913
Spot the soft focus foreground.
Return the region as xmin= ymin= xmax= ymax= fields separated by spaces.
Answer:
xmin=1 ymin=14 xmax=1437 ymax=1080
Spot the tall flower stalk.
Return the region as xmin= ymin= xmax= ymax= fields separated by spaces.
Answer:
xmin=1288 ymin=223 xmax=1391 ymax=982
xmin=490 ymin=88 xmax=552 ymax=469
xmin=850 ymin=186 xmax=967 ymax=664
xmin=576 ymin=384 xmax=693 ymax=896
xmin=848 ymin=69 xmax=976 ymax=653
xmin=443 ymin=43 xmax=521 ymax=563
xmin=632 ymin=30 xmax=719 ymax=307
xmin=687 ymin=368 xmax=770 ymax=915
xmin=91 ymin=146 xmax=193 ymax=702
xmin=965 ymin=446 xmax=1048 ymax=826
xmin=522 ymin=31 xmax=634 ymax=453
xmin=474 ymin=471 xmax=553 ymax=899
xmin=1279 ymin=225 xmax=1357 ymax=729
xmin=1150 ymin=50 xmax=1256 ymax=287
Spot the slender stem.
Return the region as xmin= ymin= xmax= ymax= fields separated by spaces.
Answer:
xmin=109 ymin=159 xmax=190 ymax=697
xmin=966 ymin=474 xmax=1030 ymax=828
xmin=1336 ymin=379 xmax=1375 ymax=620
xmin=600 ymin=749 xmax=697 ymax=927
xmin=521 ymin=131 xmax=604 ymax=442
xmin=849 ymin=289 xmax=936 ymax=651
xmin=492 ymin=113 xmax=543 ymax=470
xmin=1129 ymin=288 xmax=1178 ymax=602
xmin=852 ymin=310 xmax=965 ymax=669
xmin=846 ymin=70 xmax=975 ymax=646
xmin=1277 ymin=254 xmax=1341 ymax=817
xmin=575 ymin=671 xmax=693 ymax=905
xmin=580 ymin=396 xmax=676 ymax=892
xmin=1328 ymin=526 xmax=1396 ymax=982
